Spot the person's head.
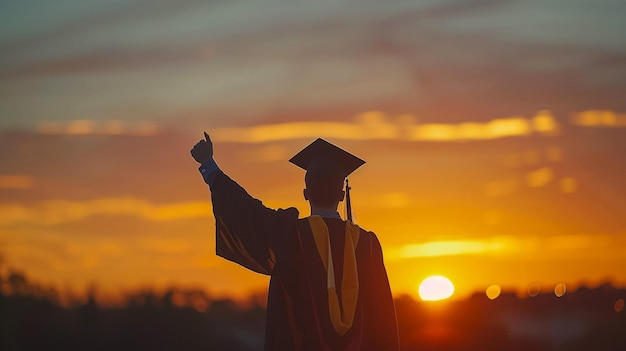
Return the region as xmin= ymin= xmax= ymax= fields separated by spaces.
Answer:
xmin=289 ymin=138 xmax=365 ymax=211
xmin=303 ymin=158 xmax=345 ymax=208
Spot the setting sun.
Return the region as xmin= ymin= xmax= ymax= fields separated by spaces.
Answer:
xmin=418 ymin=276 xmax=455 ymax=301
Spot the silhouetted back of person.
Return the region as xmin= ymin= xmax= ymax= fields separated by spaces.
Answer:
xmin=191 ymin=135 xmax=399 ymax=351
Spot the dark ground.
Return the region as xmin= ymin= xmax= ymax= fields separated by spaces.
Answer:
xmin=2 ymin=269 xmax=625 ymax=351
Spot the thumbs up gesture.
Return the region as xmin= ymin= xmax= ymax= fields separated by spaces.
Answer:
xmin=190 ymin=132 xmax=213 ymax=164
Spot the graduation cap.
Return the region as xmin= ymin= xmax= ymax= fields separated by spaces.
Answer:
xmin=289 ymin=138 xmax=365 ymax=178
xmin=289 ymin=138 xmax=365 ymax=221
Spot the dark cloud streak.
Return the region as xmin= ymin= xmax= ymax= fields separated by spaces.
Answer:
xmin=0 ymin=0 xmax=224 ymax=57
xmin=0 ymin=46 xmax=212 ymax=80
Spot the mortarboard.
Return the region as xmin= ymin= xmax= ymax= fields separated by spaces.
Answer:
xmin=289 ymin=138 xmax=365 ymax=179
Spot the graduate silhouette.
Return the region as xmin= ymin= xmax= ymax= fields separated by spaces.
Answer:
xmin=191 ymin=133 xmax=399 ymax=351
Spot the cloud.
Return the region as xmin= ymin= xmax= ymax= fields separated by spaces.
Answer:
xmin=36 ymin=109 xmax=626 ymax=145
xmin=1 ymin=46 xmax=215 ymax=80
xmin=0 ymin=198 xmax=212 ymax=226
xmin=211 ymin=110 xmax=560 ymax=143
xmin=390 ymin=238 xmax=511 ymax=259
xmin=0 ymin=0 xmax=217 ymax=55
xmin=388 ymin=234 xmax=626 ymax=260
xmin=2 ymin=0 xmax=624 ymax=135
xmin=37 ymin=120 xmax=160 ymax=136
xmin=30 ymin=110 xmax=623 ymax=145
xmin=33 ymin=110 xmax=561 ymax=141
xmin=570 ymin=110 xmax=626 ymax=127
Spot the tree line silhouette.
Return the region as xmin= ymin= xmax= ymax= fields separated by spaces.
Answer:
xmin=1 ymin=266 xmax=625 ymax=350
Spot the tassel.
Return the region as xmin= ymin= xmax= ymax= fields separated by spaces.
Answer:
xmin=345 ymin=178 xmax=353 ymax=223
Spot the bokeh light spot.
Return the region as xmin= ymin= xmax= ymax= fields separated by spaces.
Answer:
xmin=527 ymin=167 xmax=553 ymax=187
xmin=533 ymin=110 xmax=559 ymax=134
xmin=554 ymin=283 xmax=567 ymax=297
xmin=615 ymin=299 xmax=624 ymax=312
xmin=527 ymin=282 xmax=541 ymax=297
xmin=486 ymin=285 xmax=501 ymax=300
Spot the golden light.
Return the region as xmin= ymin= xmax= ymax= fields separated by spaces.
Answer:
xmin=211 ymin=110 xmax=561 ymax=143
xmin=485 ymin=285 xmax=501 ymax=300
xmin=418 ymin=276 xmax=455 ymax=301
xmin=571 ymin=110 xmax=626 ymax=127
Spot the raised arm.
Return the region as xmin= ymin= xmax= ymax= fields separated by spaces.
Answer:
xmin=190 ymin=132 xmax=299 ymax=275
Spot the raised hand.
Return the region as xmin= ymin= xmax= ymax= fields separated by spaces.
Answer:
xmin=190 ymin=131 xmax=214 ymax=164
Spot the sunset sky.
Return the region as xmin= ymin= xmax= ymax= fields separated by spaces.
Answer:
xmin=1 ymin=0 xmax=625 ymax=301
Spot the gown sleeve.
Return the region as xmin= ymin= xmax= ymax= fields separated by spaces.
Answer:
xmin=209 ymin=170 xmax=299 ymax=275
xmin=363 ymin=233 xmax=400 ymax=350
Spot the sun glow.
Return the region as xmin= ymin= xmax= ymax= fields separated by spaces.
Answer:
xmin=418 ymin=276 xmax=455 ymax=301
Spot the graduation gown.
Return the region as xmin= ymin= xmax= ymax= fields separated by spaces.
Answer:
xmin=210 ymin=170 xmax=399 ymax=351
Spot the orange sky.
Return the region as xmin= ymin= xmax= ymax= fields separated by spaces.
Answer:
xmin=2 ymin=1 xmax=626 ymax=301
xmin=2 ymin=110 xmax=626 ymax=301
